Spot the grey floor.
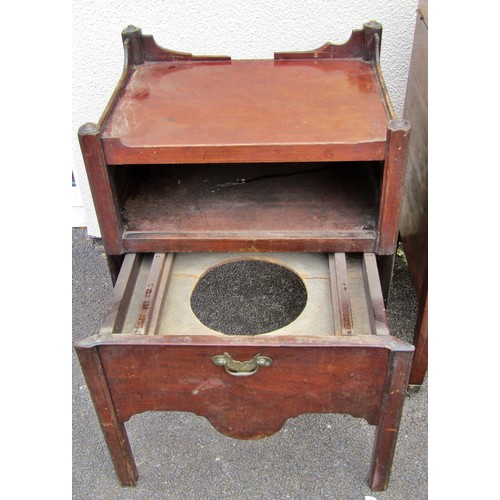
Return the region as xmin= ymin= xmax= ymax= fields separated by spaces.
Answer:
xmin=72 ymin=228 xmax=427 ymax=499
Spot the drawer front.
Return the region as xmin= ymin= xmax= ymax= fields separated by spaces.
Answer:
xmin=99 ymin=344 xmax=390 ymax=439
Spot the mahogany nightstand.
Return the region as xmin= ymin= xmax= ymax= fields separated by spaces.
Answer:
xmin=75 ymin=21 xmax=414 ymax=491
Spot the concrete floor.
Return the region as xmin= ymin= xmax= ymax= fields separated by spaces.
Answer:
xmin=72 ymin=228 xmax=427 ymax=499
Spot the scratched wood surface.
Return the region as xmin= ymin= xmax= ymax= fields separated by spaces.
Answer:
xmin=118 ymin=162 xmax=380 ymax=253
xmin=98 ymin=344 xmax=390 ymax=435
xmin=400 ymin=3 xmax=428 ymax=387
xmin=101 ymin=59 xmax=388 ymax=164
xmin=75 ymin=249 xmax=414 ymax=490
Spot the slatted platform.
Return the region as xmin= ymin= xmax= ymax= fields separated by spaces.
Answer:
xmin=95 ymin=252 xmax=389 ymax=340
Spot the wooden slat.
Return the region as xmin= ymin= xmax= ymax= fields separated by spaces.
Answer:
xmin=123 ymin=232 xmax=376 ymax=254
xmin=329 ymin=254 xmax=342 ymax=337
xmin=345 ymin=256 xmax=373 ymax=334
xmin=146 ymin=253 xmax=175 ymax=335
xmin=103 ymin=139 xmax=386 ymax=165
xmin=133 ymin=253 xmax=168 ymax=335
xmin=100 ymin=253 xmax=142 ymax=335
xmin=329 ymin=253 xmax=353 ymax=335
xmin=362 ymin=253 xmax=390 ymax=335
xmin=76 ymin=330 xmax=414 ymax=351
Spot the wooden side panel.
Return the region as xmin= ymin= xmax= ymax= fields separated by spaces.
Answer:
xmin=99 ymin=345 xmax=391 ymax=438
xmin=400 ymin=5 xmax=428 ymax=387
xmin=400 ymin=7 xmax=428 ymax=297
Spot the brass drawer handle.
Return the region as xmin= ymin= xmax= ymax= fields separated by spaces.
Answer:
xmin=212 ymin=352 xmax=273 ymax=377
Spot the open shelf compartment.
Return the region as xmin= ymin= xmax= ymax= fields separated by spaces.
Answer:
xmin=112 ymin=161 xmax=382 ymax=253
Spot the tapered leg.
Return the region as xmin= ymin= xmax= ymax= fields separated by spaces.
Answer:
xmin=408 ymin=291 xmax=428 ymax=390
xmin=369 ymin=350 xmax=413 ymax=491
xmin=75 ymin=346 xmax=138 ymax=486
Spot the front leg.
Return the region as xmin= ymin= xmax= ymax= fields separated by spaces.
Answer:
xmin=75 ymin=345 xmax=138 ymax=486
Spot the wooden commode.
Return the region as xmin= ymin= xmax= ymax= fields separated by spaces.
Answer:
xmin=75 ymin=21 xmax=414 ymax=491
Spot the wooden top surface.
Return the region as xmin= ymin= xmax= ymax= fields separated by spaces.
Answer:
xmin=102 ymin=58 xmax=388 ymax=152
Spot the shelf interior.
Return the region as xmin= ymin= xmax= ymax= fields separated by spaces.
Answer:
xmin=112 ymin=162 xmax=381 ymax=245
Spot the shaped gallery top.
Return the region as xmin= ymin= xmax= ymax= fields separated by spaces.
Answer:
xmin=99 ymin=23 xmax=394 ymax=164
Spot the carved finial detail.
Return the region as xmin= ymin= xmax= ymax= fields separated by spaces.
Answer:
xmin=388 ymin=119 xmax=411 ymax=131
xmin=122 ymin=25 xmax=140 ymax=34
xmin=364 ymin=20 xmax=382 ymax=31
xmin=121 ymin=26 xmax=144 ymax=65
xmin=78 ymin=122 xmax=100 ymax=135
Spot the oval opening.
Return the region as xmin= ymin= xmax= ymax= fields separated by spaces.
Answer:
xmin=190 ymin=259 xmax=307 ymax=335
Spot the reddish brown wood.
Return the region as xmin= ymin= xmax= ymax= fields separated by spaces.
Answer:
xmin=75 ymin=325 xmax=413 ymax=486
xmin=274 ymin=30 xmax=364 ymax=59
xmin=75 ymin=346 xmax=138 ymax=486
xmin=122 ymin=233 xmax=376 ymax=253
xmin=75 ymin=246 xmax=415 ymax=487
xmin=98 ymin=344 xmax=390 ymax=436
xmin=118 ymin=162 xmax=379 ymax=253
xmin=98 ymin=40 xmax=135 ymax=131
xmin=400 ymin=5 xmax=428 ymax=388
xmin=103 ymin=139 xmax=385 ymax=165
xmin=101 ymin=59 xmax=388 ymax=165
xmin=141 ymin=33 xmax=231 ymax=62
xmin=76 ymin=22 xmax=415 ymax=490
xmin=274 ymin=22 xmax=381 ymax=62
xmin=370 ymin=349 xmax=413 ymax=491
xmin=362 ymin=253 xmax=390 ymax=335
xmin=400 ymin=8 xmax=427 ymax=296
xmin=377 ymin=120 xmax=411 ymax=255
xmin=78 ymin=123 xmax=123 ymax=255
xmin=78 ymin=24 xmax=413 ymax=259
xmin=409 ymin=287 xmax=428 ymax=386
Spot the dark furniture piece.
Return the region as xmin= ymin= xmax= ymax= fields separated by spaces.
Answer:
xmin=400 ymin=1 xmax=428 ymax=391
xmin=75 ymin=22 xmax=414 ymax=491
